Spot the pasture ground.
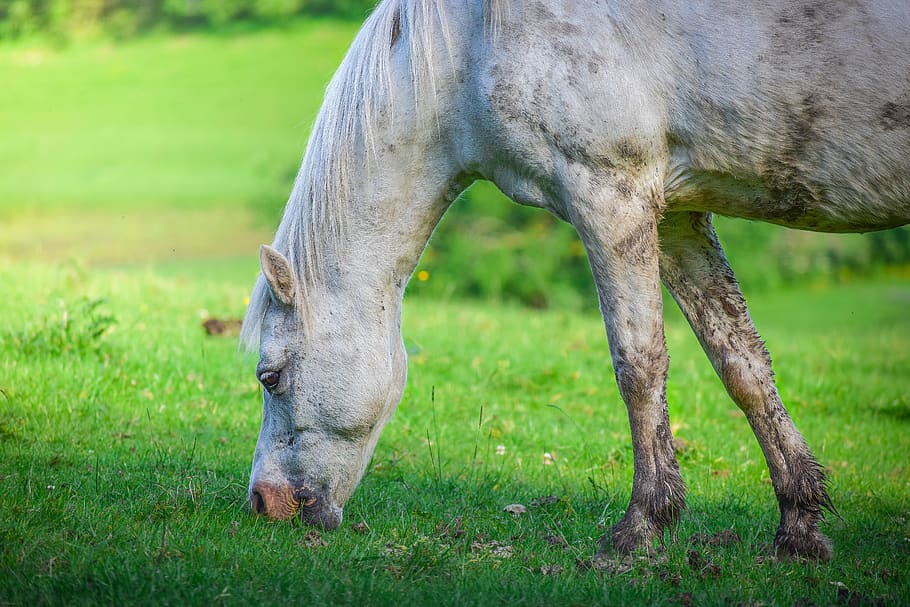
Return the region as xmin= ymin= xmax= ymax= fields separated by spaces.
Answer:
xmin=1 ymin=19 xmax=909 ymax=607
xmin=1 ymin=259 xmax=908 ymax=605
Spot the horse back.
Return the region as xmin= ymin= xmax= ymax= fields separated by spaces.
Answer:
xmin=475 ymin=0 xmax=910 ymax=232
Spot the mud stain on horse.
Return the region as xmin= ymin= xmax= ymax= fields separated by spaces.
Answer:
xmin=774 ymin=1 xmax=849 ymax=52
xmin=784 ymin=93 xmax=824 ymax=156
xmin=880 ymin=101 xmax=910 ymax=130
xmin=613 ymin=218 xmax=656 ymax=266
xmin=614 ymin=138 xmax=649 ymax=172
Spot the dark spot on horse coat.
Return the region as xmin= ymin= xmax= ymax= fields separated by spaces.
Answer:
xmin=786 ymin=93 xmax=824 ymax=151
xmin=615 ymin=138 xmax=649 ymax=171
xmin=765 ymin=178 xmax=814 ymax=223
xmin=880 ymin=102 xmax=910 ymax=130
xmin=750 ymin=93 xmax=826 ymax=224
xmin=390 ymin=11 xmax=401 ymax=48
xmin=613 ymin=218 xmax=656 ymax=266
xmin=774 ymin=1 xmax=845 ymax=50
xmin=615 ymin=178 xmax=634 ymax=199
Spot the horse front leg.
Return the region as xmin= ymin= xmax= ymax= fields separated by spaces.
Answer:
xmin=569 ymin=182 xmax=685 ymax=556
xmin=658 ymin=211 xmax=833 ymax=560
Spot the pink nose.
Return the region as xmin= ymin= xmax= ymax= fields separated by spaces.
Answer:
xmin=249 ymin=481 xmax=298 ymax=519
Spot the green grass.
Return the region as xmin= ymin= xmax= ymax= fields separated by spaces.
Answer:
xmin=1 ymin=260 xmax=907 ymax=606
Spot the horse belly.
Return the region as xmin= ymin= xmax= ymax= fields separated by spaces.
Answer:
xmin=664 ymin=159 xmax=910 ymax=233
xmin=663 ymin=81 xmax=910 ymax=232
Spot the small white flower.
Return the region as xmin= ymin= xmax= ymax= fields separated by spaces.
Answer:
xmin=543 ymin=452 xmax=554 ymax=465
xmin=496 ymin=445 xmax=506 ymax=455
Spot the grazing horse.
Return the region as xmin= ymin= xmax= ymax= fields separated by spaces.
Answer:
xmin=240 ymin=0 xmax=910 ymax=560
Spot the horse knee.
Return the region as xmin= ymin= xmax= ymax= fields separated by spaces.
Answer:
xmin=613 ymin=347 xmax=669 ymax=406
xmin=717 ymin=352 xmax=773 ymax=412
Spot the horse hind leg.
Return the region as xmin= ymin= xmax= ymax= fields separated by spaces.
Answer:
xmin=569 ymin=176 xmax=685 ymax=556
xmin=658 ymin=211 xmax=833 ymax=560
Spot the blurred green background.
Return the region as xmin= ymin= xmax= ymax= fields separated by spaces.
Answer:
xmin=1 ymin=0 xmax=908 ymax=308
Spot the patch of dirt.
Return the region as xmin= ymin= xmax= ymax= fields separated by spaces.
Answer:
xmin=833 ymin=582 xmax=885 ymax=607
xmin=543 ymin=534 xmax=569 ymax=549
xmin=435 ymin=516 xmax=465 ymax=539
xmin=537 ymin=564 xmax=564 ymax=575
xmin=471 ymin=540 xmax=514 ymax=559
xmin=298 ymin=529 xmax=326 ymax=548
xmin=687 ymin=549 xmax=721 ymax=579
xmin=659 ymin=570 xmax=682 ymax=586
xmin=576 ymin=553 xmax=659 ymax=575
xmin=202 ymin=317 xmax=242 ymax=337
xmin=689 ymin=528 xmax=740 ymax=547
xmin=351 ymin=521 xmax=370 ymax=534
xmin=530 ymin=495 xmax=560 ymax=508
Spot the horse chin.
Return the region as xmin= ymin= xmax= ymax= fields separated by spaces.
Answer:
xmin=295 ymin=486 xmax=343 ymax=530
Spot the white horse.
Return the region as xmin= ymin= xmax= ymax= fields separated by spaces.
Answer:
xmin=241 ymin=0 xmax=910 ymax=560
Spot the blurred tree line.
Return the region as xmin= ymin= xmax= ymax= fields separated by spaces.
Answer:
xmin=0 ymin=0 xmax=376 ymax=40
xmin=405 ymin=183 xmax=910 ymax=309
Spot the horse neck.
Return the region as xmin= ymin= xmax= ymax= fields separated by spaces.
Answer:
xmin=333 ymin=150 xmax=460 ymax=300
xmin=302 ymin=0 xmax=480 ymax=302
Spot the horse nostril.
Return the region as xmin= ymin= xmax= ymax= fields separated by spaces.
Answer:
xmin=251 ymin=490 xmax=267 ymax=515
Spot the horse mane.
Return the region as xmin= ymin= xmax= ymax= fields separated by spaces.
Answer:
xmin=241 ymin=0 xmax=507 ymax=351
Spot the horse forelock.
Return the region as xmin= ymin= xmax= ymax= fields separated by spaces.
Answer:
xmin=241 ymin=0 xmax=507 ymax=350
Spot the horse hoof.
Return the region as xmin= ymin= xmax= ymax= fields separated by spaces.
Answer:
xmin=773 ymin=528 xmax=833 ymax=561
xmin=597 ymin=517 xmax=659 ymax=558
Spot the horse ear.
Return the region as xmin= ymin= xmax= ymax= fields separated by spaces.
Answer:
xmin=260 ymin=245 xmax=295 ymax=306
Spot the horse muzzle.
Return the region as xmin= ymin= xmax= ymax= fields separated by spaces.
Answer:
xmin=249 ymin=480 xmax=343 ymax=529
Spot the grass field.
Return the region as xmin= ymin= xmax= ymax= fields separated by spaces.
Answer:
xmin=0 ymin=20 xmax=358 ymax=212
xmin=1 ymin=261 xmax=908 ymax=605
xmin=0 ymin=20 xmax=358 ymax=268
xmin=1 ymin=18 xmax=909 ymax=607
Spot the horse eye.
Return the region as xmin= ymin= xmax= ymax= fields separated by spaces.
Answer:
xmin=258 ymin=370 xmax=280 ymax=391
